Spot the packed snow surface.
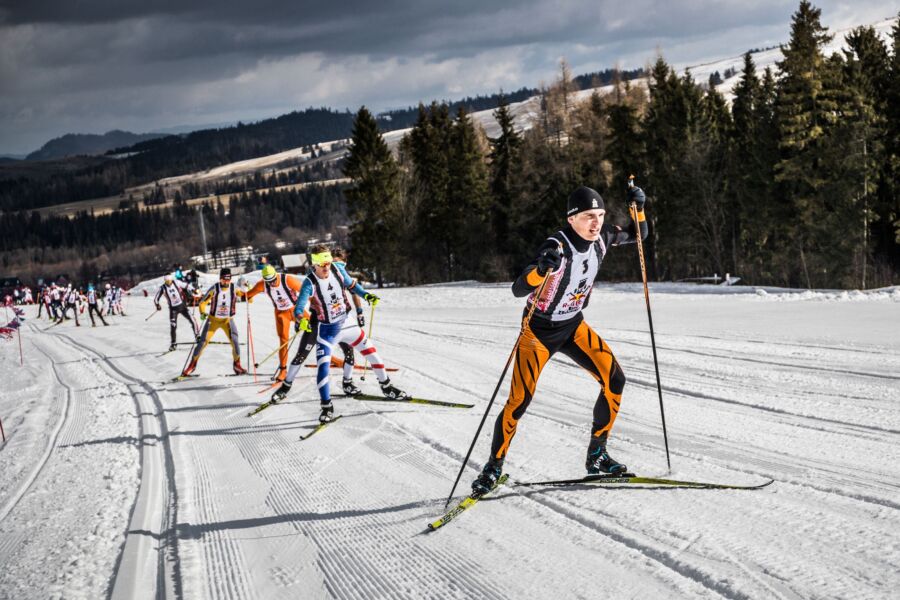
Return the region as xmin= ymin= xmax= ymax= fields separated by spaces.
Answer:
xmin=1 ymin=282 xmax=898 ymax=599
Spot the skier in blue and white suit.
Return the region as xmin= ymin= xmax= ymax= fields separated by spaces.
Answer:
xmin=293 ymin=245 xmax=407 ymax=422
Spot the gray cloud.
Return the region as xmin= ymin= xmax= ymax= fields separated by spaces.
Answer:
xmin=0 ymin=0 xmax=894 ymax=154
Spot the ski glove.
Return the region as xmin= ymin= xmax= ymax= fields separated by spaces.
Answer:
xmin=356 ymin=307 xmax=365 ymax=327
xmin=536 ymin=247 xmax=562 ymax=275
xmin=200 ymin=313 xmax=208 ymax=321
xmin=155 ymin=304 xmax=161 ymax=311
xmin=297 ymin=316 xmax=312 ymax=333
xmin=628 ymin=186 xmax=646 ymax=210
xmin=364 ymin=293 xmax=380 ymax=306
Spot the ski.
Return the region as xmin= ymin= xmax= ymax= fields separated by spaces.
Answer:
xmin=350 ymin=393 xmax=474 ymax=409
xmin=428 ymin=474 xmax=510 ymax=531
xmin=298 ymin=415 xmax=344 ymax=441
xmin=167 ymin=374 xmax=200 ymax=383
xmin=248 ymin=399 xmax=278 ymax=416
xmin=257 ymin=380 xmax=282 ymax=394
xmin=306 ymin=362 xmax=399 ymax=372
xmin=514 ymin=473 xmax=774 ymax=490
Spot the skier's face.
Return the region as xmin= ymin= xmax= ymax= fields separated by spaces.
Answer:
xmin=314 ymin=263 xmax=331 ymax=278
xmin=568 ymin=209 xmax=605 ymax=241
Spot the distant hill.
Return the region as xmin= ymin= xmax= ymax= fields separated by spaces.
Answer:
xmin=26 ymin=130 xmax=167 ymax=161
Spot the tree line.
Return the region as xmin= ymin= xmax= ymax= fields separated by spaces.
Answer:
xmin=346 ymin=3 xmax=899 ymax=289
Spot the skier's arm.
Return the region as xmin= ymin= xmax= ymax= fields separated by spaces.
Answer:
xmin=293 ymin=278 xmax=314 ymax=320
xmin=244 ymin=279 xmax=265 ymax=300
xmin=604 ymin=187 xmax=648 ymax=247
xmin=511 ymin=238 xmax=562 ymax=297
xmin=154 ymin=285 xmax=164 ymax=305
xmin=198 ymin=287 xmax=214 ymax=316
xmin=335 ymin=263 xmax=367 ymax=298
xmin=284 ymin=274 xmax=304 ymax=294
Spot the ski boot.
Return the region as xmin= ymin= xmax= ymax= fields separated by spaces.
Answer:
xmin=380 ymin=378 xmax=408 ymax=400
xmin=169 ymin=343 xmax=177 ymax=352
xmin=274 ymin=367 xmax=287 ymax=382
xmin=342 ymin=378 xmax=362 ymax=396
xmin=233 ymin=360 xmax=248 ymax=375
xmin=471 ymin=458 xmax=504 ymax=496
xmin=271 ymin=382 xmax=292 ymax=404
xmin=586 ymin=435 xmax=628 ymax=475
xmin=319 ymin=402 xmax=334 ymax=423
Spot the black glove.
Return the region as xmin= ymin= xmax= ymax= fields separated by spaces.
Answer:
xmin=628 ymin=186 xmax=646 ymax=210
xmin=536 ymin=247 xmax=562 ymax=275
xmin=356 ymin=308 xmax=365 ymax=327
xmin=294 ymin=320 xmax=301 ymax=333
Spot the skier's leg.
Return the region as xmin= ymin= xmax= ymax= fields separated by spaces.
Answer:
xmin=275 ymin=311 xmax=292 ymax=380
xmin=226 ymin=318 xmax=241 ymax=362
xmin=283 ymin=317 xmax=318 ymax=385
xmin=315 ymin=323 xmax=340 ymax=403
xmin=168 ymin=306 xmax=178 ymax=346
xmin=345 ymin=327 xmax=388 ymax=383
xmin=88 ymin=305 xmax=97 ymax=326
xmin=559 ymin=321 xmax=626 ymax=440
xmin=184 ymin=318 xmax=213 ymax=374
xmin=488 ymin=324 xmax=552 ymax=461
xmin=339 ymin=341 xmax=355 ymax=380
xmin=178 ymin=304 xmax=198 ymax=337
xmin=559 ymin=321 xmax=628 ymax=473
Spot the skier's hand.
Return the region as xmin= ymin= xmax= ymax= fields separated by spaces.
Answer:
xmin=155 ymin=304 xmax=161 ymax=311
xmin=536 ymin=247 xmax=562 ymax=275
xmin=356 ymin=307 xmax=365 ymax=327
xmin=364 ymin=293 xmax=380 ymax=306
xmin=627 ymin=186 xmax=646 ymax=210
xmin=200 ymin=313 xmax=208 ymax=321
xmin=297 ymin=316 xmax=311 ymax=333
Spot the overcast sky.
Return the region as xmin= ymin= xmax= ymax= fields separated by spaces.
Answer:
xmin=0 ymin=0 xmax=894 ymax=155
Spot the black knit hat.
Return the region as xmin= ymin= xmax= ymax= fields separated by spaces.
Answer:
xmin=567 ymin=186 xmax=605 ymax=217
xmin=219 ymin=267 xmax=232 ymax=278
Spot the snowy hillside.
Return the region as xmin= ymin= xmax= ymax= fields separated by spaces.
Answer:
xmin=1 ymin=283 xmax=898 ymax=599
xmin=151 ymin=16 xmax=895 ymax=188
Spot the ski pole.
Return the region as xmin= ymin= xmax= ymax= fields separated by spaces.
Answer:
xmin=444 ymin=244 xmax=562 ymax=507
xmin=245 ymin=292 xmax=258 ymax=383
xmin=628 ymin=174 xmax=671 ymax=473
xmin=360 ymin=302 xmax=376 ymax=381
xmin=254 ymin=329 xmax=300 ymax=368
xmin=145 ymin=308 xmax=160 ymax=321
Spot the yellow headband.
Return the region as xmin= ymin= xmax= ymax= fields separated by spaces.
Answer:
xmin=310 ymin=251 xmax=333 ymax=266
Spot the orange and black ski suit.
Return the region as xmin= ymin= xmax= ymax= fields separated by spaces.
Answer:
xmin=489 ymin=213 xmax=648 ymax=465
xmin=245 ymin=273 xmax=304 ymax=379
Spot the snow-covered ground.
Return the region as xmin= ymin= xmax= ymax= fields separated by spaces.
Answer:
xmin=1 ymin=282 xmax=898 ymax=599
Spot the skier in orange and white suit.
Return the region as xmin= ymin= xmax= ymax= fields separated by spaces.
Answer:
xmin=243 ymin=264 xmax=304 ymax=381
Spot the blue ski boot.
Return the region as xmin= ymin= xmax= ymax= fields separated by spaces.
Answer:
xmin=471 ymin=459 xmax=504 ymax=496
xmin=586 ymin=435 xmax=627 ymax=475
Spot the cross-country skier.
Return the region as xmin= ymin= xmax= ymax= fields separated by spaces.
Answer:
xmin=279 ymin=246 xmax=405 ymax=423
xmin=86 ymin=283 xmax=109 ymax=327
xmin=49 ymin=283 xmax=63 ymax=322
xmin=113 ymin=284 xmax=125 ymax=315
xmin=103 ymin=284 xmax=116 ymax=316
xmin=242 ymin=264 xmax=303 ymax=381
xmin=181 ymin=267 xmax=248 ymax=376
xmin=268 ymin=249 xmax=367 ymax=403
xmin=470 ymin=184 xmax=648 ymax=495
xmin=62 ymin=284 xmax=80 ymax=326
xmin=155 ymin=274 xmax=198 ymax=351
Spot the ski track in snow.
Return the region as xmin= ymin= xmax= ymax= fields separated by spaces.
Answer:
xmin=1 ymin=286 xmax=898 ymax=599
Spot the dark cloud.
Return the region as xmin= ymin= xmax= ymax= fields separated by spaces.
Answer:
xmin=0 ymin=0 xmax=892 ymax=153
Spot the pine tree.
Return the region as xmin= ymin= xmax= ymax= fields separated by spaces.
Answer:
xmin=774 ymin=0 xmax=835 ymax=286
xmin=447 ymin=107 xmax=492 ymax=279
xmin=343 ymin=106 xmax=402 ymax=286
xmin=488 ymin=93 xmax=521 ymax=262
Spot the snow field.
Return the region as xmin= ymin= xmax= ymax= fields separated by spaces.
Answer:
xmin=0 ymin=283 xmax=898 ymax=599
